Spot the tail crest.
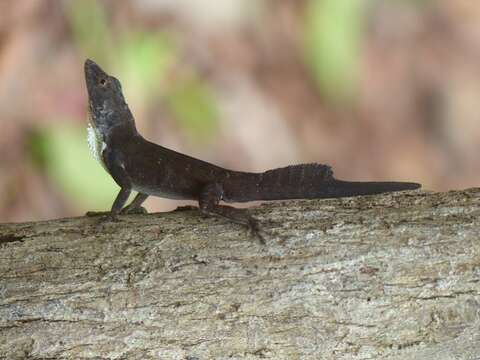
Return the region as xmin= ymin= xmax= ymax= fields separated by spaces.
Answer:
xmin=224 ymin=163 xmax=420 ymax=202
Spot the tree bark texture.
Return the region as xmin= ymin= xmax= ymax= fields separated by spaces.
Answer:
xmin=1 ymin=189 xmax=479 ymax=360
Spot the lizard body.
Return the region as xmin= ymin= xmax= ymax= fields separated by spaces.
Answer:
xmin=84 ymin=59 xmax=420 ymax=240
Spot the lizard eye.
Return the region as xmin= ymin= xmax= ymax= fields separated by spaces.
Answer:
xmin=99 ymin=78 xmax=107 ymax=86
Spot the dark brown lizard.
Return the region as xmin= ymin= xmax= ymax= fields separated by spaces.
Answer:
xmin=84 ymin=59 xmax=420 ymax=241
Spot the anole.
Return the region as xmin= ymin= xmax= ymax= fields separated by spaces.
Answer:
xmin=84 ymin=59 xmax=420 ymax=241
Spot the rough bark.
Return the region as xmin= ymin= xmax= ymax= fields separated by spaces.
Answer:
xmin=1 ymin=189 xmax=479 ymax=360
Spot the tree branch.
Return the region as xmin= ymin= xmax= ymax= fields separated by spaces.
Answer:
xmin=1 ymin=189 xmax=479 ymax=359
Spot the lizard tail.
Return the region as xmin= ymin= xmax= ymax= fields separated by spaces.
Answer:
xmin=224 ymin=164 xmax=420 ymax=202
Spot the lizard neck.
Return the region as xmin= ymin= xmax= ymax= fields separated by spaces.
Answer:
xmin=87 ymin=111 xmax=138 ymax=167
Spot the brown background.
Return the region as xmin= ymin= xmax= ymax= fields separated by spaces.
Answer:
xmin=1 ymin=0 xmax=479 ymax=222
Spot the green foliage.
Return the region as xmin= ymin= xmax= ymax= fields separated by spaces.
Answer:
xmin=116 ymin=32 xmax=176 ymax=103
xmin=65 ymin=0 xmax=113 ymax=66
xmin=28 ymin=124 xmax=120 ymax=210
xmin=304 ymin=0 xmax=365 ymax=103
xmin=165 ymin=75 xmax=220 ymax=143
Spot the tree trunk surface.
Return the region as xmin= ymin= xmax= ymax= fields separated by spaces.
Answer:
xmin=1 ymin=189 xmax=479 ymax=360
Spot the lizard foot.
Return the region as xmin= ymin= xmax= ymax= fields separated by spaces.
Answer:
xmin=120 ymin=206 xmax=148 ymax=215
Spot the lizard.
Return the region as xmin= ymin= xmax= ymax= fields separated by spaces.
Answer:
xmin=84 ymin=59 xmax=421 ymax=242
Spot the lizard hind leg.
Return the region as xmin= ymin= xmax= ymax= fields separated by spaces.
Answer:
xmin=198 ymin=183 xmax=265 ymax=244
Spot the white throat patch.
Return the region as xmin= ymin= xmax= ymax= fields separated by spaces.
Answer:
xmin=87 ymin=122 xmax=107 ymax=169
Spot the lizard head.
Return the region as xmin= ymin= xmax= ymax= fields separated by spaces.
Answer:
xmin=84 ymin=59 xmax=135 ymax=135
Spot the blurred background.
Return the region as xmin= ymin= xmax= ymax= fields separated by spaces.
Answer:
xmin=1 ymin=0 xmax=479 ymax=223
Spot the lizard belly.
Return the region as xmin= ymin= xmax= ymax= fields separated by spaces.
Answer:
xmin=131 ymin=183 xmax=194 ymax=200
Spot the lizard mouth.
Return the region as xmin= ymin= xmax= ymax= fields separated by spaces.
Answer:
xmin=84 ymin=59 xmax=105 ymax=78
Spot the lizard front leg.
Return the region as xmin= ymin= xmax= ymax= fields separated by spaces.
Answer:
xmin=87 ymin=186 xmax=132 ymax=228
xmin=109 ymin=187 xmax=132 ymax=218
xmin=120 ymin=192 xmax=149 ymax=214
xmin=87 ymin=192 xmax=148 ymax=217
xmin=89 ymin=148 xmax=134 ymax=223
xmin=85 ymin=187 xmax=131 ymax=219
xmin=198 ymin=183 xmax=265 ymax=244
